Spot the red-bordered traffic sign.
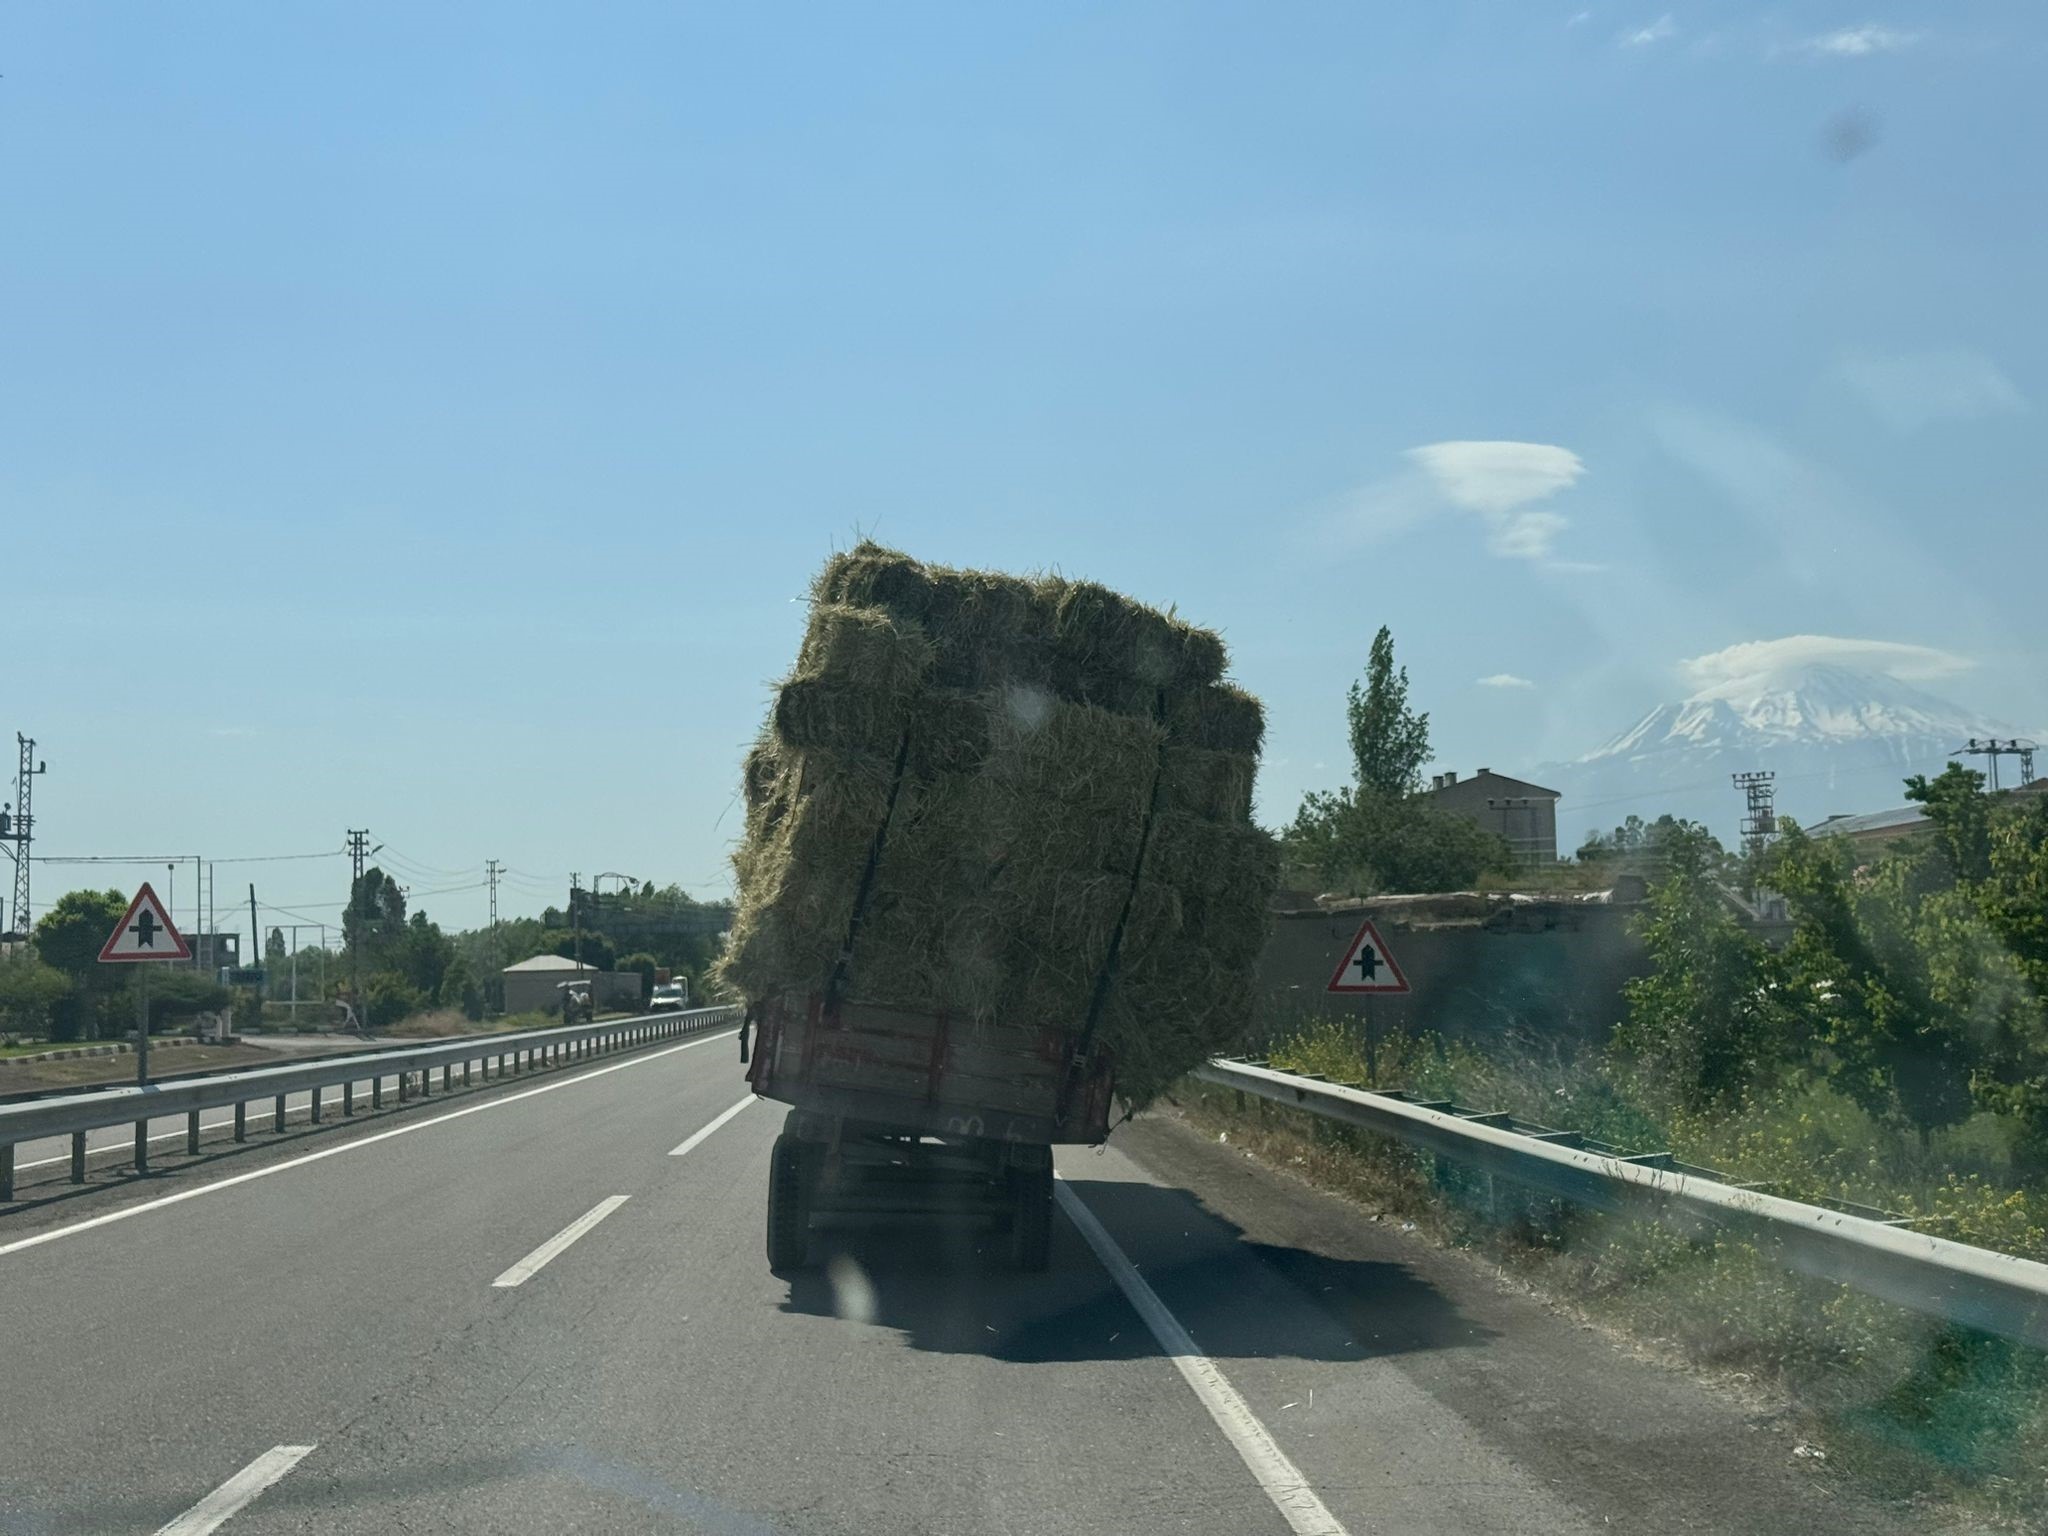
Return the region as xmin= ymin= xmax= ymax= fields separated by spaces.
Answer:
xmin=98 ymin=883 xmax=191 ymax=963
xmin=1325 ymin=917 xmax=1410 ymax=994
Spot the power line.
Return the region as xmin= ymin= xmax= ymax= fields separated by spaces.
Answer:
xmin=378 ymin=846 xmax=482 ymax=880
xmin=33 ymin=848 xmax=342 ymax=865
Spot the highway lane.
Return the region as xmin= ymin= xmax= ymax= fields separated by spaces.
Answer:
xmin=0 ymin=1036 xmax=1918 ymax=1535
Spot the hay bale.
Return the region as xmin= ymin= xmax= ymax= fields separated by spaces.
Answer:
xmin=716 ymin=745 xmax=898 ymax=999
xmin=1044 ymin=579 xmax=1226 ymax=692
xmin=726 ymin=545 xmax=1276 ymax=1116
xmin=903 ymin=688 xmax=995 ymax=782
xmin=793 ymin=602 xmax=935 ymax=698
xmin=1100 ymin=950 xmax=1256 ymax=1110
xmin=817 ymin=542 xmax=1051 ymax=690
xmin=1162 ymin=681 xmax=1265 ymax=755
xmin=1156 ymin=745 xmax=1255 ymax=823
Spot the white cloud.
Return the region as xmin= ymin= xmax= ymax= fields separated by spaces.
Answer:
xmin=1406 ymin=441 xmax=1584 ymax=515
xmin=1680 ymin=635 xmax=1973 ymax=693
xmin=1567 ymin=10 xmax=1592 ymax=27
xmin=1478 ymin=673 xmax=1537 ymax=689
xmin=1803 ymin=24 xmax=1918 ymax=56
xmin=1406 ymin=440 xmax=1584 ymax=562
xmin=1839 ymin=349 xmax=2027 ymax=430
xmin=1487 ymin=508 xmax=1569 ymax=560
xmin=1619 ymin=13 xmax=1676 ymax=46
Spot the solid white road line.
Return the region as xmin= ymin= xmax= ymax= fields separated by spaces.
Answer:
xmin=668 ymin=1094 xmax=757 ymax=1157
xmin=1054 ymin=1179 xmax=1350 ymax=1536
xmin=153 ymin=1444 xmax=315 ymax=1536
xmin=0 ymin=1031 xmax=737 ymax=1261
xmin=491 ymin=1195 xmax=630 ymax=1288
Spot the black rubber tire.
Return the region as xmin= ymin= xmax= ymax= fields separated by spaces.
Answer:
xmin=1009 ymin=1163 xmax=1053 ymax=1272
xmin=766 ymin=1134 xmax=814 ymax=1272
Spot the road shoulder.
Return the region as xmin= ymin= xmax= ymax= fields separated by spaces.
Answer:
xmin=1111 ymin=1108 xmax=1930 ymax=1536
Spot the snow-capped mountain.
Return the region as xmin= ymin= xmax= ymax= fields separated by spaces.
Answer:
xmin=1541 ymin=663 xmax=2020 ymax=848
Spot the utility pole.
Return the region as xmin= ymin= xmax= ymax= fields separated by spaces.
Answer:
xmin=1 ymin=733 xmax=44 ymax=939
xmin=248 ymin=884 xmax=260 ymax=985
xmin=570 ymin=873 xmax=582 ymax=973
xmin=486 ymin=859 xmax=502 ymax=960
xmin=346 ymin=829 xmax=371 ymax=1024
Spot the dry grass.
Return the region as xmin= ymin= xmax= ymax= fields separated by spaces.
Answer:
xmin=1178 ymin=1019 xmax=2048 ymax=1528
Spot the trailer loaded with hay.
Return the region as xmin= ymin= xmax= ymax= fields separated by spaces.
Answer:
xmin=724 ymin=543 xmax=1277 ymax=1271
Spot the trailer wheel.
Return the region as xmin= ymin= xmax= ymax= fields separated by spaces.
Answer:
xmin=766 ymin=1134 xmax=815 ymax=1272
xmin=1009 ymin=1163 xmax=1053 ymax=1272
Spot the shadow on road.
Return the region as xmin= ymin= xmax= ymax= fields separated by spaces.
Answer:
xmin=778 ymin=1175 xmax=1495 ymax=1365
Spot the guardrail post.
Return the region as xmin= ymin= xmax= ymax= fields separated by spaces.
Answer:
xmin=134 ymin=1120 xmax=149 ymax=1175
xmin=234 ymin=1102 xmax=247 ymax=1142
xmin=442 ymin=1064 xmax=452 ymax=1092
xmin=71 ymin=1131 xmax=87 ymax=1182
xmin=273 ymin=1094 xmax=286 ymax=1133
xmin=372 ymin=1076 xmax=384 ymax=1109
xmin=310 ymin=1086 xmax=322 ymax=1125
xmin=343 ymin=1081 xmax=354 ymax=1116
xmin=464 ymin=1060 xmax=473 ymax=1086
xmin=1 ymin=1143 xmax=12 ymax=1202
xmin=188 ymin=1110 xmax=201 ymax=1155
xmin=419 ymin=1067 xmax=430 ymax=1097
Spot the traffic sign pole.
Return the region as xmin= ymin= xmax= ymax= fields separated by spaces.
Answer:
xmin=137 ymin=966 xmax=150 ymax=1088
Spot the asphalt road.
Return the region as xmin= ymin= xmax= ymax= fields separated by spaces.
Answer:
xmin=0 ymin=1031 xmax=1918 ymax=1535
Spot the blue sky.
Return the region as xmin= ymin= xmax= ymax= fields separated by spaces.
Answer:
xmin=5 ymin=3 xmax=2043 ymax=934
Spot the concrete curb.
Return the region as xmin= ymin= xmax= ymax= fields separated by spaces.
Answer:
xmin=0 ymin=1036 xmax=200 ymax=1067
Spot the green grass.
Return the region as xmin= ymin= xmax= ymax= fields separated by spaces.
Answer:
xmin=1193 ymin=1015 xmax=2048 ymax=1527
xmin=0 ymin=1038 xmax=94 ymax=1060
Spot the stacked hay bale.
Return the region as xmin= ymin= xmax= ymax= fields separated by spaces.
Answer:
xmin=720 ymin=542 xmax=1277 ymax=1110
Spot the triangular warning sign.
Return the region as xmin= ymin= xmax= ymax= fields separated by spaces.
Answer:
xmin=98 ymin=882 xmax=191 ymax=963
xmin=1326 ymin=918 xmax=1410 ymax=994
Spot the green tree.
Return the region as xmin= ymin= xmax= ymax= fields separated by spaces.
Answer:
xmin=618 ymin=951 xmax=661 ymax=1002
xmin=534 ymin=927 xmax=617 ymax=974
xmin=0 ymin=951 xmax=71 ymax=1037
xmin=1614 ymin=823 xmax=1790 ymax=1109
xmin=1346 ymin=626 xmax=1431 ymax=798
xmin=264 ymin=926 xmax=288 ymax=997
xmin=437 ymin=955 xmax=485 ymax=1021
xmin=1578 ymin=814 xmax=1713 ymax=869
xmin=395 ymin=909 xmax=454 ymax=998
xmin=1285 ymin=786 xmax=1510 ymax=895
xmin=33 ymin=889 xmax=131 ymax=1041
xmin=1905 ymin=763 xmax=1994 ymax=884
xmin=1769 ymin=826 xmax=1982 ymax=1146
xmin=343 ymin=867 xmax=407 ymax=971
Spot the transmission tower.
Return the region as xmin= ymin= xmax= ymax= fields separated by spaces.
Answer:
xmin=1956 ymin=738 xmax=2038 ymax=792
xmin=1732 ymin=771 xmax=1777 ymax=864
xmin=3 ymin=735 xmax=46 ymax=939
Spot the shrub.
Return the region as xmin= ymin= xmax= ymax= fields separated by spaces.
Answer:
xmin=365 ymin=973 xmax=426 ymax=1030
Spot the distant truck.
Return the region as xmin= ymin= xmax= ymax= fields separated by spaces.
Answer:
xmin=649 ymin=978 xmax=689 ymax=1012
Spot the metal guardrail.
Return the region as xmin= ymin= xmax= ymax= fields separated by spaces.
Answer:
xmin=0 ymin=1004 xmax=742 ymax=1200
xmin=1198 ymin=1057 xmax=2048 ymax=1353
